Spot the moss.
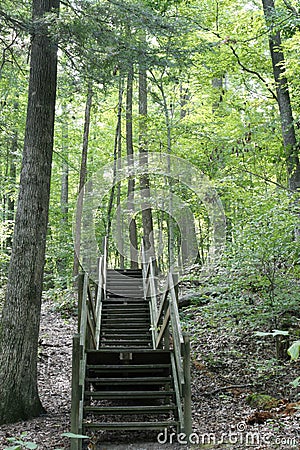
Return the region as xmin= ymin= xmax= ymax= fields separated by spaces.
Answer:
xmin=246 ymin=393 xmax=281 ymax=410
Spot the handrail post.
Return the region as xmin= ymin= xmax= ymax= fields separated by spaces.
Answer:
xmin=103 ymin=236 xmax=107 ymax=291
xmin=77 ymin=272 xmax=84 ymax=333
xmin=173 ymin=273 xmax=179 ymax=303
xmin=183 ymin=332 xmax=192 ymax=437
xmin=71 ymin=334 xmax=81 ymax=450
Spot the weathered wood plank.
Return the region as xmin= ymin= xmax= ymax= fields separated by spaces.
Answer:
xmin=71 ymin=334 xmax=80 ymax=450
xmin=183 ymin=333 xmax=192 ymax=436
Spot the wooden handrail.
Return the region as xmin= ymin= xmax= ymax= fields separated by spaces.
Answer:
xmin=71 ymin=236 xmax=108 ymax=449
xmin=140 ymin=238 xmax=192 ymax=434
xmin=95 ymin=235 xmax=107 ymax=349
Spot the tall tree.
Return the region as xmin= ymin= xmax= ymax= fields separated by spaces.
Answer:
xmin=73 ymin=84 xmax=93 ymax=281
xmin=262 ymin=0 xmax=300 ymax=192
xmin=126 ymin=64 xmax=138 ymax=268
xmin=0 ymin=0 xmax=60 ymax=424
xmin=139 ymin=63 xmax=156 ymax=264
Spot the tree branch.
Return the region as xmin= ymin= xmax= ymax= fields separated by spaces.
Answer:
xmin=0 ymin=9 xmax=28 ymax=32
xmin=239 ymin=168 xmax=292 ymax=191
xmin=0 ymin=33 xmax=26 ymax=74
xmin=229 ymin=45 xmax=278 ymax=102
xmin=282 ymin=0 xmax=299 ymax=16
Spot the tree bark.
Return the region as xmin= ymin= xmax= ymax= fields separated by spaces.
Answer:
xmin=73 ymin=84 xmax=93 ymax=281
xmin=117 ymin=76 xmax=125 ymax=268
xmin=5 ymin=132 xmax=17 ymax=252
xmin=262 ymin=0 xmax=300 ymax=192
xmin=126 ymin=65 xmax=138 ymax=269
xmin=60 ymin=118 xmax=69 ymax=226
xmin=0 ymin=0 xmax=59 ymax=424
xmin=107 ymin=76 xmax=124 ymax=240
xmin=139 ymin=65 xmax=156 ymax=264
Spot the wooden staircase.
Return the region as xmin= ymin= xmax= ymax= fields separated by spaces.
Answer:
xmin=71 ymin=242 xmax=192 ymax=449
xmin=101 ymin=269 xmax=151 ymax=348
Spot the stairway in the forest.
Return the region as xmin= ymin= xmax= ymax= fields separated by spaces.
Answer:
xmin=82 ymin=269 xmax=178 ymax=435
xmin=100 ymin=269 xmax=151 ymax=348
xmin=71 ymin=256 xmax=191 ymax=450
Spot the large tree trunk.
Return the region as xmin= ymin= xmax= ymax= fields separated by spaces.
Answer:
xmin=139 ymin=65 xmax=155 ymax=264
xmin=73 ymin=85 xmax=93 ymax=281
xmin=0 ymin=0 xmax=59 ymax=424
xmin=262 ymin=0 xmax=300 ymax=192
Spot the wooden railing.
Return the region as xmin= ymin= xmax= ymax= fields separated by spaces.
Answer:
xmin=71 ymin=237 xmax=107 ymax=450
xmin=141 ymin=241 xmax=192 ymax=435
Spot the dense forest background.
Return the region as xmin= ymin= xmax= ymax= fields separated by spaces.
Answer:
xmin=1 ymin=0 xmax=299 ymax=295
xmin=0 ymin=0 xmax=300 ymax=431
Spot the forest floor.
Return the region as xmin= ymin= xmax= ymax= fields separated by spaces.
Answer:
xmin=0 ymin=287 xmax=300 ymax=450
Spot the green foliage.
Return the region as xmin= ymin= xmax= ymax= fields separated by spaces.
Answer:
xmin=4 ymin=433 xmax=37 ymax=450
xmin=255 ymin=330 xmax=289 ymax=338
xmin=0 ymin=0 xmax=299 ymax=322
xmin=246 ymin=393 xmax=281 ymax=410
xmin=61 ymin=432 xmax=89 ymax=439
xmin=288 ymin=340 xmax=300 ymax=361
xmin=290 ymin=376 xmax=300 ymax=388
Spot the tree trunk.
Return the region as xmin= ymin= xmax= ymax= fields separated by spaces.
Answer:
xmin=139 ymin=65 xmax=155 ymax=264
xmin=180 ymin=82 xmax=190 ymax=119
xmin=6 ymin=133 xmax=17 ymax=252
xmin=60 ymin=119 xmax=69 ymax=226
xmin=73 ymin=84 xmax=93 ymax=281
xmin=262 ymin=0 xmax=300 ymax=192
xmin=107 ymin=76 xmax=124 ymax=240
xmin=126 ymin=65 xmax=138 ymax=269
xmin=56 ymin=119 xmax=69 ymax=285
xmin=0 ymin=0 xmax=59 ymax=424
xmin=117 ymin=76 xmax=125 ymax=268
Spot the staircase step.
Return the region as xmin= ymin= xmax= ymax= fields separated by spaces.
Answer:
xmin=86 ymin=377 xmax=171 ymax=385
xmin=99 ymin=342 xmax=151 ymax=348
xmin=106 ymin=282 xmax=143 ymax=288
xmin=100 ymin=332 xmax=151 ymax=336
xmin=102 ymin=313 xmax=150 ymax=319
xmin=101 ymin=336 xmax=152 ymax=344
xmin=100 ymin=328 xmax=150 ymax=333
xmin=102 ymin=303 xmax=147 ymax=308
xmin=83 ymin=421 xmax=178 ymax=431
xmin=102 ymin=299 xmax=147 ymax=304
xmin=84 ymin=405 xmax=175 ymax=415
xmin=85 ymin=390 xmax=175 ymax=399
xmin=106 ymin=293 xmax=144 ymax=298
xmin=107 ymin=269 xmax=142 ymax=277
xmin=100 ymin=338 xmax=151 ymax=343
xmin=102 ymin=304 xmax=147 ymax=307
xmin=102 ymin=320 xmax=150 ymax=325
xmin=102 ymin=315 xmax=149 ymax=320
xmin=86 ymin=364 xmax=170 ymax=371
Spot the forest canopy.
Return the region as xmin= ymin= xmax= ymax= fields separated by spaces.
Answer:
xmin=0 ymin=0 xmax=299 ymax=283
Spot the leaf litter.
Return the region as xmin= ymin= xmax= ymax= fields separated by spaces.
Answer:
xmin=0 ymin=295 xmax=299 ymax=449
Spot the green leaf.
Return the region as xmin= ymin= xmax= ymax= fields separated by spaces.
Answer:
xmin=3 ymin=446 xmax=22 ymax=450
xmin=290 ymin=376 xmax=300 ymax=388
xmin=254 ymin=330 xmax=289 ymax=338
xmin=61 ymin=432 xmax=89 ymax=439
xmin=272 ymin=329 xmax=289 ymax=336
xmin=25 ymin=443 xmax=38 ymax=449
xmin=254 ymin=331 xmax=272 ymax=337
xmin=287 ymin=341 xmax=300 ymax=360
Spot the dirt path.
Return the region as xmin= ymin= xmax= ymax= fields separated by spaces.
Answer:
xmin=0 ymin=299 xmax=299 ymax=449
